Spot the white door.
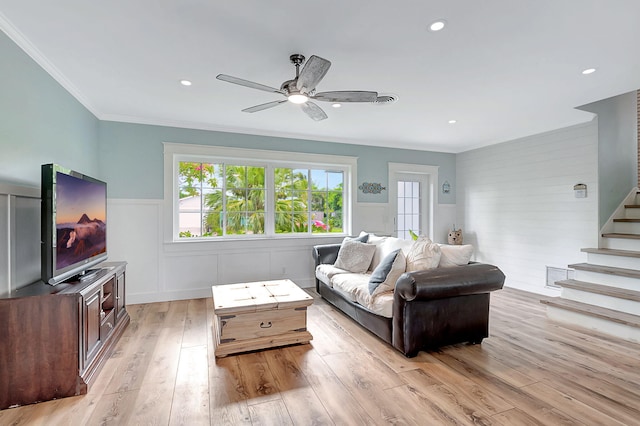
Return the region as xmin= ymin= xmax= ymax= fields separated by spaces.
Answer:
xmin=392 ymin=173 xmax=429 ymax=240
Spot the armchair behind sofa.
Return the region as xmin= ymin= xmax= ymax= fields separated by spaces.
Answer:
xmin=313 ymin=242 xmax=505 ymax=357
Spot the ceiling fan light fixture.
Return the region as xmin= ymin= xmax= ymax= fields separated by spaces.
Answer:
xmin=288 ymin=93 xmax=308 ymax=104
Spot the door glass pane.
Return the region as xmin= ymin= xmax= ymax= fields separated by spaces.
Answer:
xmin=397 ymin=180 xmax=421 ymax=240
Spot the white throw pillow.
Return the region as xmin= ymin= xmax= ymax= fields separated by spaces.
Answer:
xmin=438 ymin=244 xmax=474 ymax=267
xmin=334 ymin=239 xmax=376 ymax=273
xmin=406 ymin=236 xmax=441 ymax=272
xmin=366 ymin=234 xmax=389 ymax=271
xmin=379 ymin=237 xmax=413 ymax=259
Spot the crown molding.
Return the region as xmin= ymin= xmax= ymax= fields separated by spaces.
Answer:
xmin=0 ymin=12 xmax=99 ymax=117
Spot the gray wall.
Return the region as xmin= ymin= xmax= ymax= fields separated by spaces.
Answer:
xmin=0 ymin=30 xmax=100 ymax=294
xmin=579 ymin=91 xmax=638 ymax=228
xmin=0 ymin=31 xmax=100 ymax=186
xmin=98 ymin=121 xmax=456 ymax=204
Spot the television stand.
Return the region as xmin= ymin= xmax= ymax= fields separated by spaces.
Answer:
xmin=0 ymin=261 xmax=129 ymax=409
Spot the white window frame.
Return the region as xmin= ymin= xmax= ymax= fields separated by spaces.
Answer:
xmin=163 ymin=142 xmax=357 ymax=242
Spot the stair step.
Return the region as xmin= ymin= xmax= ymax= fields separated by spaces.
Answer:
xmin=581 ymin=248 xmax=640 ymax=258
xmin=613 ymin=218 xmax=640 ymax=222
xmin=541 ymin=298 xmax=640 ymax=328
xmin=568 ymin=263 xmax=640 ymax=279
xmin=555 ymin=279 xmax=640 ymax=302
xmin=624 ymin=205 xmax=640 ymax=208
xmin=602 ymin=233 xmax=640 ymax=240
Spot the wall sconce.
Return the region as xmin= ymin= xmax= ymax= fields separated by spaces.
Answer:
xmin=574 ymin=183 xmax=587 ymax=198
xmin=442 ymin=181 xmax=450 ymax=194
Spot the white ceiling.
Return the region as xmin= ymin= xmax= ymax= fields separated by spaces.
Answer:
xmin=1 ymin=1 xmax=639 ymax=153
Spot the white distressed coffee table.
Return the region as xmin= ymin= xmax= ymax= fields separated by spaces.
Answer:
xmin=211 ymin=279 xmax=313 ymax=357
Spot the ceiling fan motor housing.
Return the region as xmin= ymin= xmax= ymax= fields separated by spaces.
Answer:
xmin=280 ymin=80 xmax=297 ymax=95
xmin=289 ymin=54 xmax=305 ymax=66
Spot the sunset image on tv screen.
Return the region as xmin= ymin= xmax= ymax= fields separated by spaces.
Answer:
xmin=55 ymin=172 xmax=106 ymax=270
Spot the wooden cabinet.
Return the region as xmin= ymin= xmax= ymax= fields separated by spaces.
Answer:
xmin=0 ymin=262 xmax=129 ymax=409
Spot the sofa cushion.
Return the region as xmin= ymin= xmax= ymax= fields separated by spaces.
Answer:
xmin=367 ymin=292 xmax=394 ymax=318
xmin=438 ymin=244 xmax=474 ymax=267
xmin=369 ymin=249 xmax=406 ymax=296
xmin=331 ymin=273 xmax=394 ymax=318
xmin=331 ymin=273 xmax=371 ymax=303
xmin=334 ymin=239 xmax=376 ymax=273
xmin=406 ymin=236 xmax=441 ymax=272
xmin=315 ymin=264 xmax=349 ymax=287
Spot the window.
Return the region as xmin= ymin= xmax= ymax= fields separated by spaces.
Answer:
xmin=178 ymin=162 xmax=265 ymax=237
xmin=274 ymin=168 xmax=343 ymax=234
xmin=166 ymin=144 xmax=355 ymax=240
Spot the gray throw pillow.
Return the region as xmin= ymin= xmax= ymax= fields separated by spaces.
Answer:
xmin=369 ymin=249 xmax=401 ymax=294
xmin=345 ymin=233 xmax=369 ymax=243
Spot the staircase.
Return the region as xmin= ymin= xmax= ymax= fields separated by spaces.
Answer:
xmin=542 ymin=192 xmax=640 ymax=342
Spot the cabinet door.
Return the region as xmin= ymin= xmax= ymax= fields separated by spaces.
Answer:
xmin=84 ymin=288 xmax=102 ymax=366
xmin=116 ymin=272 xmax=125 ymax=318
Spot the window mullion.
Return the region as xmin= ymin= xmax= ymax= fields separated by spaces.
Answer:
xmin=222 ymin=163 xmax=227 ymax=237
xmin=266 ymin=164 xmax=274 ymax=236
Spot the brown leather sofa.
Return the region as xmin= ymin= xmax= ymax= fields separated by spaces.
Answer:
xmin=313 ymin=243 xmax=505 ymax=357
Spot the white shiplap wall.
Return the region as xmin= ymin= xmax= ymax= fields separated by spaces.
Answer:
xmin=456 ymin=121 xmax=599 ymax=295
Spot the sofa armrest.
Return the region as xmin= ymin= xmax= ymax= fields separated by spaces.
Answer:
xmin=312 ymin=243 xmax=342 ymax=267
xmin=395 ymin=263 xmax=505 ymax=302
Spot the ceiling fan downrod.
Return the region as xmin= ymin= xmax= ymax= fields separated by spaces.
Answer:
xmin=290 ymin=54 xmax=305 ymax=79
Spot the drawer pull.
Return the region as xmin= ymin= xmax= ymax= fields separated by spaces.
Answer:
xmin=260 ymin=321 xmax=272 ymax=328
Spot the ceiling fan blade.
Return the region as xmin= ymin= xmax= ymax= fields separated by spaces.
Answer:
xmin=312 ymin=91 xmax=378 ymax=103
xmin=217 ymin=74 xmax=284 ymax=94
xmin=296 ymin=55 xmax=331 ymax=93
xmin=300 ymin=101 xmax=328 ymax=121
xmin=242 ymin=100 xmax=288 ymax=113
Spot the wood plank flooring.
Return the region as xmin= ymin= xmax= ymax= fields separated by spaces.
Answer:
xmin=2 ymin=288 xmax=640 ymax=425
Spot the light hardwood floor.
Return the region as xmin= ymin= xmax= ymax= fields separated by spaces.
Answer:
xmin=2 ymin=288 xmax=640 ymax=425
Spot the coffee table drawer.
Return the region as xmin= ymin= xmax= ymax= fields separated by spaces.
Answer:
xmin=218 ymin=307 xmax=307 ymax=342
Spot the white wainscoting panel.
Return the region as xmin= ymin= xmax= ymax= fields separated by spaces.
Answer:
xmin=218 ymin=251 xmax=272 ymax=285
xmin=107 ymin=199 xmax=162 ymax=303
xmin=13 ymin=196 xmax=41 ymax=287
xmin=108 ymin=197 xmax=344 ymax=303
xmin=268 ymin=249 xmax=315 ymax=285
xmin=0 ymin=184 xmax=41 ymax=297
xmin=164 ymin=252 xmax=220 ymax=293
xmin=0 ymin=194 xmax=8 ymax=297
xmin=456 ymin=122 xmax=598 ymax=295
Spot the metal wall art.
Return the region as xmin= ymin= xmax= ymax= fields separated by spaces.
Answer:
xmin=359 ymin=182 xmax=386 ymax=194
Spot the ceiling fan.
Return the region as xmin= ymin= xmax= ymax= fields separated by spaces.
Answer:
xmin=216 ymin=54 xmax=379 ymax=121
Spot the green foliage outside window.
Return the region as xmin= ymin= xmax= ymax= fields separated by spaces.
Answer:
xmin=177 ymin=161 xmax=344 ymax=237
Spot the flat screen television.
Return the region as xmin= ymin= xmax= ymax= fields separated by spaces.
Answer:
xmin=41 ymin=164 xmax=108 ymax=285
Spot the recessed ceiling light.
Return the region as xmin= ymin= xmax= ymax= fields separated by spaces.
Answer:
xmin=582 ymin=68 xmax=596 ymax=75
xmin=448 ymin=119 xmax=457 ymax=124
xmin=180 ymin=79 xmax=192 ymax=86
xmin=332 ymin=103 xmax=342 ymax=108
xmin=429 ymin=20 xmax=446 ymax=32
